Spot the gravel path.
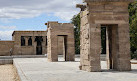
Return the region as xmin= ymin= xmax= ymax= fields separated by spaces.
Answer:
xmin=0 ymin=64 xmax=19 ymax=81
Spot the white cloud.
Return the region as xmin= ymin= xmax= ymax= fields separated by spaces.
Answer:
xmin=0 ymin=0 xmax=83 ymax=40
xmin=54 ymin=11 xmax=78 ymax=21
xmin=0 ymin=0 xmax=82 ymax=21
xmin=0 ymin=30 xmax=13 ymax=40
xmin=0 ymin=25 xmax=16 ymax=40
xmin=0 ymin=25 xmax=16 ymax=30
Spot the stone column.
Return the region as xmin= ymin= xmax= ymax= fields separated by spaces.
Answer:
xmin=45 ymin=36 xmax=47 ymax=54
xmin=116 ymin=24 xmax=131 ymax=71
xmin=32 ymin=36 xmax=36 ymax=55
xmin=42 ymin=36 xmax=46 ymax=54
xmin=65 ymin=36 xmax=75 ymax=61
xmin=25 ymin=37 xmax=28 ymax=46
xmin=47 ymin=33 xmax=58 ymax=62
xmin=89 ymin=24 xmax=101 ymax=72
xmin=79 ymin=9 xmax=101 ymax=71
xmin=31 ymin=36 xmax=34 ymax=46
xmin=106 ymin=27 xmax=110 ymax=69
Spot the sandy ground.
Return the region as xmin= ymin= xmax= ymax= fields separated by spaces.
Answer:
xmin=0 ymin=64 xmax=20 ymax=81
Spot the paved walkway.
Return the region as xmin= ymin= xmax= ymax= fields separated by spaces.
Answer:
xmin=14 ymin=58 xmax=137 ymax=81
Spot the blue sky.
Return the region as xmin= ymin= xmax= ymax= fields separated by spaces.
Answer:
xmin=0 ymin=13 xmax=69 ymax=31
xmin=0 ymin=0 xmax=82 ymax=40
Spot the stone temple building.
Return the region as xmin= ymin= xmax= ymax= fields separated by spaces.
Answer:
xmin=0 ymin=31 xmax=64 ymax=56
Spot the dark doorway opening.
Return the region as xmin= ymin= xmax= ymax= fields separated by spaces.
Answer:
xmin=45 ymin=36 xmax=48 ymax=46
xmin=58 ymin=35 xmax=68 ymax=61
xmin=101 ymin=25 xmax=118 ymax=70
xmin=28 ymin=36 xmax=32 ymax=46
xmin=21 ymin=36 xmax=25 ymax=46
xmin=101 ymin=27 xmax=107 ymax=54
xmin=35 ymin=36 xmax=43 ymax=55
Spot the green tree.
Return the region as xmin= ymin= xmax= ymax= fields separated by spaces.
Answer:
xmin=71 ymin=13 xmax=80 ymax=54
xmin=129 ymin=1 xmax=137 ymax=59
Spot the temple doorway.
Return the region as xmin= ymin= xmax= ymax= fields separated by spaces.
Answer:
xmin=58 ymin=35 xmax=68 ymax=61
xmin=101 ymin=25 xmax=119 ymax=70
xmin=35 ymin=36 xmax=43 ymax=55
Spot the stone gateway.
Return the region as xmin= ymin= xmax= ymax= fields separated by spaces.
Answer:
xmin=77 ymin=0 xmax=133 ymax=72
xmin=46 ymin=22 xmax=75 ymax=62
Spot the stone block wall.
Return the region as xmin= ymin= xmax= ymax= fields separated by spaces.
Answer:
xmin=12 ymin=31 xmax=47 ymax=55
xmin=0 ymin=41 xmax=14 ymax=56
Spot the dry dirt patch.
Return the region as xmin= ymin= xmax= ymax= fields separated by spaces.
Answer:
xmin=0 ymin=64 xmax=19 ymax=81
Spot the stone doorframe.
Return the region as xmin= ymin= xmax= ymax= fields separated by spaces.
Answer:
xmin=77 ymin=0 xmax=133 ymax=72
xmin=45 ymin=21 xmax=75 ymax=62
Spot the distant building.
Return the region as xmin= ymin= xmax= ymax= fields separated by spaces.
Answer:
xmin=0 ymin=31 xmax=64 ymax=56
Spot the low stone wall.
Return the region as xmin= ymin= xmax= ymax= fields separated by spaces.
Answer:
xmin=0 ymin=41 xmax=14 ymax=56
xmin=0 ymin=55 xmax=47 ymax=65
xmin=0 ymin=59 xmax=13 ymax=65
